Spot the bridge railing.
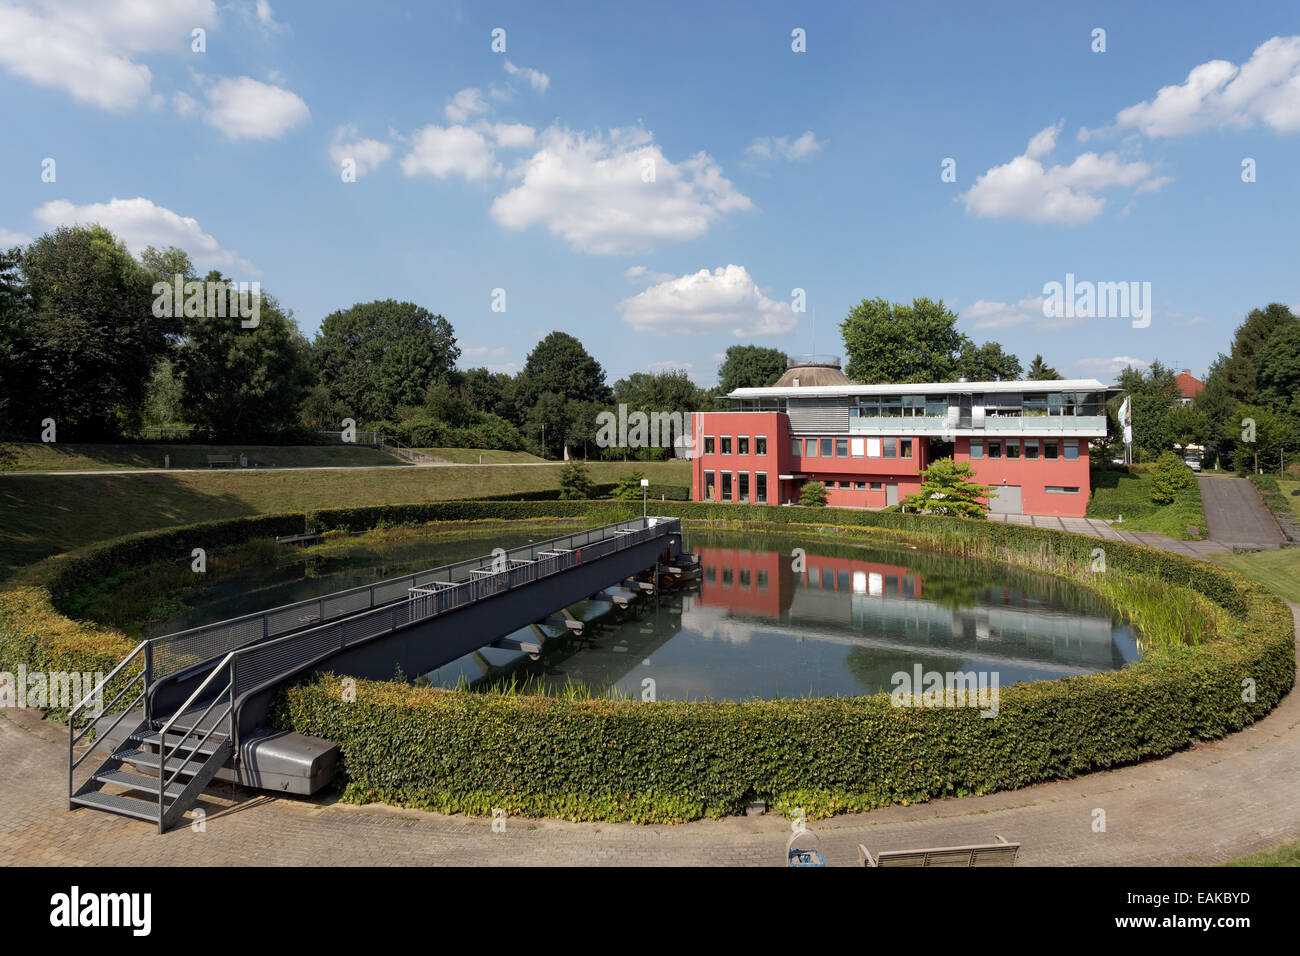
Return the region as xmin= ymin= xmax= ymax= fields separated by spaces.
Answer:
xmin=146 ymin=516 xmax=674 ymax=682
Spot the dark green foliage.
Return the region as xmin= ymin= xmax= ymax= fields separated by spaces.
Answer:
xmin=716 ymin=345 xmax=788 ymax=393
xmin=799 ymin=480 xmax=828 ymax=506
xmin=840 ymin=297 xmax=1019 ymax=384
xmin=902 ymin=458 xmax=996 ymax=517
xmin=558 ymin=461 xmax=595 ymax=500
xmin=1025 ymin=354 xmax=1062 ymax=380
xmin=1150 ymin=451 xmax=1194 ymax=505
xmin=612 ymin=470 xmax=646 ymax=501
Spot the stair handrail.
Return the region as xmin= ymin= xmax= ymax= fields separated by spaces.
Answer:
xmin=157 ymin=651 xmax=235 ymax=831
xmin=68 ymin=640 xmax=151 ymax=804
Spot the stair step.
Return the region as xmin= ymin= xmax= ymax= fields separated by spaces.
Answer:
xmin=70 ymin=790 xmax=158 ymax=823
xmin=112 ymin=747 xmax=211 ymax=777
xmin=91 ymin=769 xmax=188 ymax=799
xmin=134 ymin=730 xmax=226 ymax=755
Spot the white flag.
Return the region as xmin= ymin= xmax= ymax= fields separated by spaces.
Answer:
xmin=1119 ymin=396 xmax=1132 ymax=445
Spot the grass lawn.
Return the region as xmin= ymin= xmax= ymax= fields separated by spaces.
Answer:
xmin=408 ymin=447 xmax=546 ymax=464
xmin=1086 ymin=468 xmax=1207 ymax=540
xmin=1224 ymin=836 xmax=1300 ymax=866
xmin=1278 ymin=479 xmax=1300 ymax=520
xmin=0 ymin=442 xmax=406 ymax=471
xmin=0 ymin=459 xmax=691 ymax=578
xmin=1209 ymin=547 xmax=1300 ymax=604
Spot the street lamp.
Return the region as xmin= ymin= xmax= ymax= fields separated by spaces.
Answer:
xmin=641 ymin=477 xmax=649 ymax=518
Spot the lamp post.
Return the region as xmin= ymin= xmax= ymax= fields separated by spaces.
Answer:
xmin=641 ymin=477 xmax=649 ymax=518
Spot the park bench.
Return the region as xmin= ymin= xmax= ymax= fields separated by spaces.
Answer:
xmin=858 ymin=835 xmax=1019 ymax=867
xmin=206 ymin=454 xmax=237 ymax=468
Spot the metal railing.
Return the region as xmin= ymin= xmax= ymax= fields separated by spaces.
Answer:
xmin=68 ymin=640 xmax=152 ymax=806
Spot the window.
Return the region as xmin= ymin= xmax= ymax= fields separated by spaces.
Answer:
xmin=838 ymin=480 xmax=850 ymax=489
xmin=756 ymin=472 xmax=767 ymax=503
xmin=720 ymin=437 xmax=732 ymax=455
xmin=1045 ymin=486 xmax=1081 ymax=494
xmin=924 ymin=395 xmax=948 ymax=417
xmin=738 ymin=472 xmax=750 ymax=502
xmin=756 ymin=437 xmax=767 ymax=455
xmin=1025 ymin=440 xmax=1039 ymax=460
xmin=870 ymin=481 xmax=884 ymax=491
xmin=790 ymin=437 xmax=801 ymax=457
xmin=883 ymin=437 xmax=897 ymax=459
xmin=805 ymin=438 xmax=818 ymax=457
xmin=988 ymin=440 xmax=1002 ymax=459
xmin=1006 ymin=440 xmax=1021 ymax=460
xmin=969 ymin=439 xmax=984 ymax=460
xmin=756 ymin=570 xmax=769 ymax=591
xmin=739 ymin=568 xmax=751 ymax=589
xmin=855 ymin=481 xmax=867 ymax=489
xmin=880 ymin=395 xmax=903 ymax=417
xmin=900 ymin=439 xmax=913 ymax=459
xmin=851 ymin=437 xmax=865 ymax=457
xmin=1044 ymin=440 xmax=1059 ymax=460
xmin=721 ymin=567 xmax=733 ymax=587
xmin=704 ymin=470 xmax=715 ymax=500
xmin=867 ymin=437 xmax=881 ymax=458
xmin=1063 ymin=440 xmax=1079 ymax=461
xmin=738 ymin=436 xmax=750 ymax=455
xmin=853 ymin=396 xmax=880 ymax=417
xmin=836 ymin=438 xmax=848 ymax=457
xmin=820 ymin=438 xmax=833 ymax=457
xmin=721 ymin=472 xmax=732 ymax=499
xmin=703 ymin=436 xmax=716 ymax=455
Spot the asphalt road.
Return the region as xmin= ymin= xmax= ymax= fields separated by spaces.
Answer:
xmin=1198 ymin=475 xmax=1284 ymax=549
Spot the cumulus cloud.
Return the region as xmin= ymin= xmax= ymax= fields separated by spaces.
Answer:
xmin=617 ymin=265 xmax=796 ymax=337
xmin=0 ymin=227 xmax=31 ymax=246
xmin=401 ymin=124 xmax=500 ymax=180
xmin=445 ymin=87 xmax=489 ymax=123
xmin=1073 ymin=355 xmax=1150 ymax=378
xmin=172 ymin=91 xmax=199 ymax=117
xmin=623 ymin=265 xmax=675 ymax=284
xmin=491 ymin=126 xmax=752 ymax=255
xmin=1113 ymin=36 xmax=1300 ymax=137
xmin=745 ymin=131 xmax=824 ymax=161
xmin=486 ymin=122 xmax=536 ymax=149
xmin=964 ymin=296 xmax=1058 ymax=331
xmin=961 ymin=123 xmax=1167 ymax=225
xmin=34 ymin=197 xmax=256 ymax=274
xmin=504 ymin=60 xmax=549 ymax=92
xmin=328 ymin=124 xmax=393 ymax=177
xmin=203 ymin=75 xmax=310 ymax=139
xmin=0 ymin=0 xmax=216 ymax=111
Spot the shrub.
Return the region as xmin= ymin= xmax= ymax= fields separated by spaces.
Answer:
xmin=558 ymin=461 xmax=595 ymax=500
xmin=1151 ymin=451 xmax=1194 ymax=505
xmin=612 ymin=470 xmax=646 ymax=501
xmin=799 ymin=481 xmax=828 ymax=507
xmin=902 ymin=458 xmax=996 ymax=518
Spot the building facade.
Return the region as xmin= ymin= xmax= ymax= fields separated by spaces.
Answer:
xmin=690 ymin=362 xmax=1110 ymax=517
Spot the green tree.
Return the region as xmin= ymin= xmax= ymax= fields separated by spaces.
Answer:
xmin=175 ymin=279 xmax=315 ymax=439
xmin=518 ymin=332 xmax=611 ymax=457
xmin=141 ymin=359 xmax=186 ymax=427
xmin=1193 ymin=355 xmax=1234 ymax=467
xmin=841 ymin=297 xmax=966 ymax=383
xmin=314 ymin=300 xmax=460 ymax=423
xmin=716 ymin=345 xmax=788 ymax=393
xmin=1150 ymin=451 xmax=1194 ymax=504
xmin=1116 ymin=361 xmax=1181 ymax=460
xmin=1232 ymin=404 xmax=1296 ymax=475
xmin=526 ymin=390 xmax=570 ymax=459
xmin=901 ymin=458 xmax=997 ymax=517
xmin=558 ymin=460 xmax=595 ymax=499
xmin=1254 ymin=322 xmax=1300 ymax=420
xmin=1223 ymin=303 xmax=1299 ymax=404
xmin=799 ymin=480 xmax=828 ymax=507
xmin=956 ymin=340 xmax=1022 ymax=381
xmin=20 ymin=225 xmax=166 ymax=439
xmin=0 ymin=246 xmax=33 ymax=438
xmin=612 ymin=470 xmax=647 ymax=500
xmin=1164 ymin=404 xmax=1209 ymax=453
xmin=1025 ymin=354 xmax=1062 ymax=380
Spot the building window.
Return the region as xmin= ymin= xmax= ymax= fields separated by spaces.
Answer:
xmin=851 ymin=437 xmax=865 ymax=457
xmin=738 ymin=436 xmax=749 ymax=455
xmin=720 ymin=437 xmax=732 ymax=455
xmin=756 ymin=436 xmax=768 ymax=455
xmin=900 ymin=439 xmax=913 ymax=459
xmin=855 ymin=481 xmax=867 ymax=489
xmin=1044 ymin=440 xmax=1059 ymax=460
xmin=805 ymin=438 xmax=818 ymax=458
xmin=1025 ymin=440 xmax=1039 ymax=460
xmin=883 ymin=437 xmax=897 ymax=459
xmin=970 ymin=439 xmax=984 ymax=460
xmin=1006 ymin=440 xmax=1021 ymax=460
xmin=703 ymin=436 xmax=716 ymax=455
xmin=1063 ymin=440 xmax=1079 ymax=461
xmin=757 ymin=570 xmax=769 ymax=591
xmin=820 ymin=438 xmax=833 ymax=457
xmin=836 ymin=437 xmax=848 ymax=457
xmin=1045 ymin=486 xmax=1081 ymax=494
xmin=870 ymin=481 xmax=883 ymax=490
xmin=738 ymin=472 xmax=750 ymax=502
xmin=704 ymin=470 xmax=715 ymax=499
xmin=867 ymin=437 xmax=881 ymax=458
xmin=790 ymin=437 xmax=801 ymax=457
xmin=721 ymin=472 xmax=732 ymax=499
xmin=838 ymin=480 xmax=850 ymax=489
xmin=739 ymin=568 xmax=751 ymax=589
xmin=756 ymin=472 xmax=767 ymax=503
xmin=988 ymin=440 xmax=1002 ymax=459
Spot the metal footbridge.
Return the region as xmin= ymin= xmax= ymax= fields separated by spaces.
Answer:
xmin=67 ymin=516 xmax=685 ymax=832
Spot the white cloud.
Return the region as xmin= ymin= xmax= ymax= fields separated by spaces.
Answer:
xmin=486 ymin=122 xmax=536 ymax=149
xmin=401 ymin=124 xmax=500 ymax=181
xmin=617 ymin=265 xmax=796 ymax=337
xmin=459 ymin=344 xmax=507 ymax=360
xmin=504 ymin=60 xmax=549 ymax=92
xmin=745 ymin=131 xmax=824 ymax=161
xmin=445 ymin=87 xmax=489 ymax=123
xmin=965 ymin=296 xmax=1054 ymax=331
xmin=329 ymin=124 xmax=393 ymax=177
xmin=0 ymin=0 xmax=216 ymax=111
xmin=1114 ymin=36 xmax=1300 ymax=137
xmin=491 ymin=126 xmax=752 ymax=255
xmin=203 ymin=75 xmax=310 ymax=140
xmin=0 ymin=227 xmax=31 ymax=246
xmin=961 ymin=124 xmax=1165 ymax=225
xmin=34 ymin=197 xmax=256 ymax=274
xmin=172 ymin=91 xmax=199 ymax=117
xmin=623 ymin=265 xmax=674 ymax=284
xmin=1073 ymin=356 xmax=1150 ymax=378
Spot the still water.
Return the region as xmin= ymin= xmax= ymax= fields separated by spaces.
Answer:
xmin=151 ymin=527 xmax=1139 ymax=700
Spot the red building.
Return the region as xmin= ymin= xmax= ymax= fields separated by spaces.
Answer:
xmin=691 ymin=358 xmax=1110 ymax=517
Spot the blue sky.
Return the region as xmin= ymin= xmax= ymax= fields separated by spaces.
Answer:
xmin=1 ymin=0 xmax=1298 ymax=386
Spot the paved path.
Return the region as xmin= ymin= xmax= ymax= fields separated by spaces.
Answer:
xmin=0 ymin=461 xmax=569 ymax=477
xmin=1198 ymin=475 xmax=1285 ymax=549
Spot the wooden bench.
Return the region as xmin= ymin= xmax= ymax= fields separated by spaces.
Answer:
xmin=207 ymin=455 xmax=237 ymax=468
xmin=858 ymin=835 xmax=1019 ymax=867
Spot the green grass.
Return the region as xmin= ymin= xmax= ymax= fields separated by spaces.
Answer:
xmin=1209 ymin=548 xmax=1300 ymax=604
xmin=1278 ymin=479 xmax=1300 ymax=520
xmin=0 ymin=460 xmax=691 ymax=577
xmin=1087 ymin=467 xmax=1208 ymax=539
xmin=1224 ymin=836 xmax=1300 ymax=866
xmin=408 ymin=447 xmax=546 ymax=464
xmin=0 ymin=442 xmax=406 ymax=471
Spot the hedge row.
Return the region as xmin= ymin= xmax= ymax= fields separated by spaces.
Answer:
xmin=1248 ymin=474 xmax=1300 ymax=543
xmin=473 ymin=483 xmax=692 ymax=502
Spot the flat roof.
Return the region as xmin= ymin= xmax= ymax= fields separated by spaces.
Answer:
xmin=726 ymin=378 xmax=1110 ymax=400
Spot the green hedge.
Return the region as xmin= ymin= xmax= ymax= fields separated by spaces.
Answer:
xmin=1249 ymin=474 xmax=1300 ymax=543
